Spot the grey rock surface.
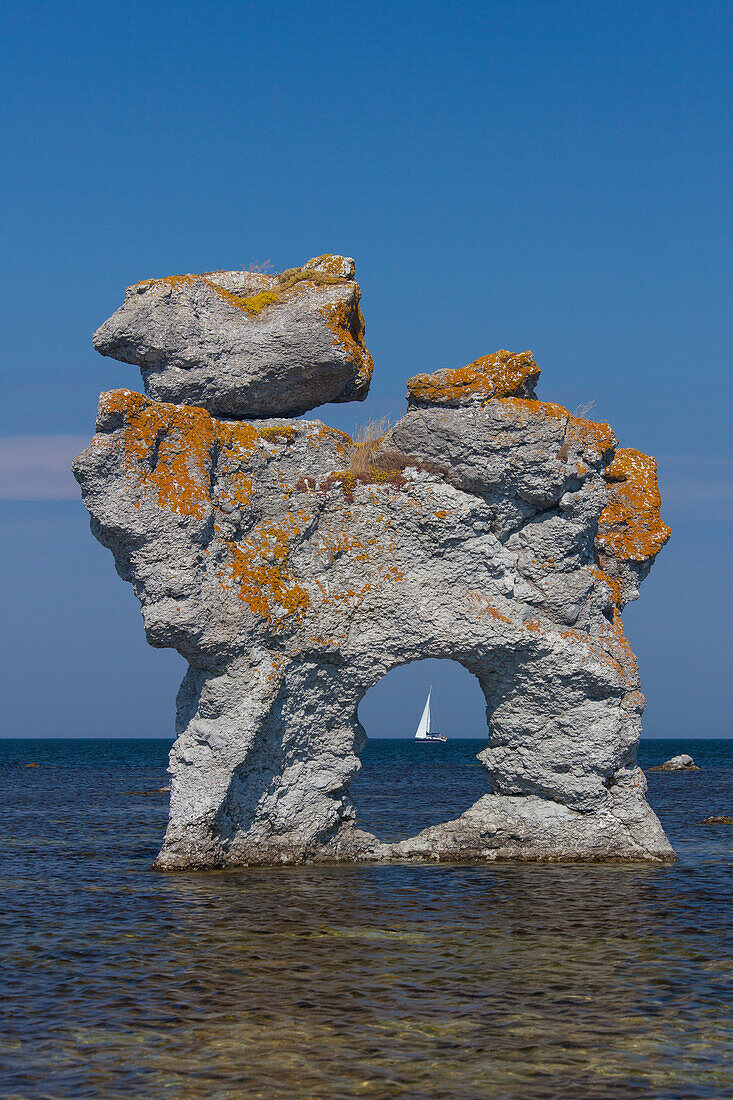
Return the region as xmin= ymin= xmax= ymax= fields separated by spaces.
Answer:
xmin=93 ymin=255 xmax=373 ymax=419
xmin=74 ymin=359 xmax=674 ymax=868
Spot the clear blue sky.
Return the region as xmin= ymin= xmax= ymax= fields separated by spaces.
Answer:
xmin=0 ymin=0 xmax=730 ymax=738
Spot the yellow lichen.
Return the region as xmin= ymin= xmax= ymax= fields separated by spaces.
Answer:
xmin=320 ymin=294 xmax=374 ymax=386
xmin=131 ymin=255 xmax=352 ymax=319
xmin=258 ymin=424 xmax=298 ymax=445
xmin=240 ymin=289 xmax=280 ymax=315
xmin=239 ymin=256 xmax=351 ymax=315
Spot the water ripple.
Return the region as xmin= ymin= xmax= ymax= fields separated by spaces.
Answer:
xmin=0 ymin=738 xmax=731 ymax=1099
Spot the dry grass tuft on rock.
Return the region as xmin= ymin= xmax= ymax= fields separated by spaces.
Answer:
xmin=347 ymin=415 xmax=392 ymax=475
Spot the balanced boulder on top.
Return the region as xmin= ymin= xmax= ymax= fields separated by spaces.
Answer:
xmin=93 ymin=255 xmax=373 ymax=419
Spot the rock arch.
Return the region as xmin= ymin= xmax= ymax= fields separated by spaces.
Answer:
xmin=74 ymin=255 xmax=675 ymax=867
xmin=356 ymin=656 xmax=487 ymax=740
xmin=352 ymin=658 xmax=490 ymax=839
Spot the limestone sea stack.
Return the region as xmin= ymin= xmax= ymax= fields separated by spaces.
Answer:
xmin=93 ymin=255 xmax=373 ymax=419
xmin=75 ymin=255 xmax=675 ymax=869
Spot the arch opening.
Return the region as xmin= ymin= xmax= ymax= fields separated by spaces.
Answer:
xmin=350 ymin=658 xmax=492 ymax=842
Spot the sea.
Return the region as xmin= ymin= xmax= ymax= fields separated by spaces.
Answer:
xmin=1 ymin=737 xmax=731 ymax=1100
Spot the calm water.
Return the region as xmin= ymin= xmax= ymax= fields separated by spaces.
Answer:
xmin=1 ymin=737 xmax=731 ymax=1100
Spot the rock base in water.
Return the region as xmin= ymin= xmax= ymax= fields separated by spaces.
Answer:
xmin=154 ymin=787 xmax=675 ymax=870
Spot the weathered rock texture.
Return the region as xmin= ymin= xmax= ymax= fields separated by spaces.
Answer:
xmin=75 ymin=265 xmax=674 ymax=869
xmin=93 ymin=255 xmax=373 ymax=419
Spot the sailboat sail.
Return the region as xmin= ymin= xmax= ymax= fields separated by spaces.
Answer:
xmin=414 ymin=685 xmax=447 ymax=741
xmin=414 ymin=689 xmax=432 ymax=740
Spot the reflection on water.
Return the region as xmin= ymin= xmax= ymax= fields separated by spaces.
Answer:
xmin=1 ymin=738 xmax=732 ymax=1099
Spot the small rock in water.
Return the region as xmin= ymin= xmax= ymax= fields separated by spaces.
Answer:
xmin=123 ymin=786 xmax=171 ymax=795
xmin=701 ymin=815 xmax=733 ymax=824
xmin=25 ymin=762 xmax=40 ymax=768
xmin=650 ymin=753 xmax=700 ymax=771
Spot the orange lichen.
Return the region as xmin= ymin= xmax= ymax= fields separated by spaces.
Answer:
xmin=495 ymin=396 xmax=570 ymax=423
xmin=596 ymin=448 xmax=670 ymax=564
xmin=99 ymin=389 xmax=217 ymax=519
xmin=97 ymin=390 xmax=270 ymax=519
xmin=302 ymin=254 xmax=353 ymax=279
xmin=406 ymin=350 xmax=539 ymax=406
xmin=214 ymin=419 xmax=259 ymax=453
xmin=588 ymin=564 xmax=623 ymax=609
xmin=563 ymin=414 xmax=617 ymax=460
xmin=603 ymin=604 xmax=640 ymax=685
xmin=320 ymin=293 xmax=374 ymax=387
xmin=306 ymin=635 xmax=338 ymax=648
xmin=223 ymin=513 xmax=310 ymax=623
xmin=96 ymin=389 xmax=411 ymax=632
xmin=467 ymin=593 xmax=513 ymax=624
xmin=312 ymin=561 xmax=403 ymax=615
xmin=212 ymin=420 xmax=260 ymax=509
xmin=265 ymin=655 xmax=285 ymax=685
xmin=622 ymin=689 xmax=647 ymax=713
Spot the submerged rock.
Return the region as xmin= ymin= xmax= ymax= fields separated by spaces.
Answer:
xmin=93 ymin=255 xmax=373 ymax=419
xmin=123 ymin=786 xmax=171 ymax=795
xmin=75 ymin=259 xmax=675 ymax=870
xmin=701 ymin=815 xmax=733 ymax=824
xmin=650 ymin=754 xmax=700 ymax=771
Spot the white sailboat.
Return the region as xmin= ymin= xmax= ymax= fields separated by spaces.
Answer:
xmin=414 ymin=686 xmax=447 ymax=742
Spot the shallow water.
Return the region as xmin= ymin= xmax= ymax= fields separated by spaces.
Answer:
xmin=1 ymin=737 xmax=731 ymax=1099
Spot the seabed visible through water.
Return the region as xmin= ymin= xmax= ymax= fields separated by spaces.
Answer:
xmin=1 ymin=737 xmax=732 ymax=1099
